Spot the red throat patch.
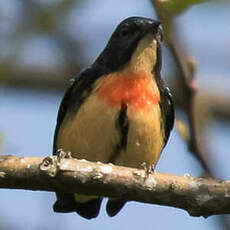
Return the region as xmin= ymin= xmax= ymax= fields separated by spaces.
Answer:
xmin=96 ymin=72 xmax=160 ymax=112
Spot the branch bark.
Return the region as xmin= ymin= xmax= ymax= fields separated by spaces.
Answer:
xmin=0 ymin=155 xmax=230 ymax=218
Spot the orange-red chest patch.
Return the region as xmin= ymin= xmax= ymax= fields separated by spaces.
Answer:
xmin=96 ymin=73 xmax=160 ymax=112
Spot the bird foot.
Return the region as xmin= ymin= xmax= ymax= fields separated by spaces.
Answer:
xmin=55 ymin=149 xmax=72 ymax=163
xmin=141 ymin=162 xmax=156 ymax=175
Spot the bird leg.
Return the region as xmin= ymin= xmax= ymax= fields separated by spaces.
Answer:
xmin=55 ymin=149 xmax=72 ymax=163
xmin=141 ymin=162 xmax=156 ymax=175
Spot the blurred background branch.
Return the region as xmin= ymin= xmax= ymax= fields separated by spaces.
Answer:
xmin=151 ymin=0 xmax=230 ymax=229
xmin=152 ymin=0 xmax=211 ymax=173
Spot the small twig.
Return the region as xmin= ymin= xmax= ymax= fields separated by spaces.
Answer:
xmin=170 ymin=45 xmax=211 ymax=173
xmin=0 ymin=155 xmax=230 ymax=217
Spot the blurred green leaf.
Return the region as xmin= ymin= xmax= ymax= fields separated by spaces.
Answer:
xmin=154 ymin=0 xmax=213 ymax=15
xmin=151 ymin=0 xmax=216 ymax=42
xmin=175 ymin=119 xmax=189 ymax=143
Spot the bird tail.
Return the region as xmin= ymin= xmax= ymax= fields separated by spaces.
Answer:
xmin=53 ymin=192 xmax=102 ymax=219
xmin=106 ymin=199 xmax=126 ymax=217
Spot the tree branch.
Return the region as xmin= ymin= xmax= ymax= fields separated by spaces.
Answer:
xmin=0 ymin=155 xmax=230 ymax=217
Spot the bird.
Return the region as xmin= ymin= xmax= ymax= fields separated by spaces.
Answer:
xmin=52 ymin=16 xmax=174 ymax=219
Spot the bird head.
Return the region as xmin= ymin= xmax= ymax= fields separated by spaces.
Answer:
xmin=94 ymin=16 xmax=162 ymax=75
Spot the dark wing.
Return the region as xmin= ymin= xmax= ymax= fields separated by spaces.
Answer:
xmin=53 ymin=67 xmax=101 ymax=153
xmin=159 ymin=86 xmax=174 ymax=147
xmin=154 ymin=40 xmax=174 ymax=146
xmin=52 ymin=67 xmax=104 ymax=219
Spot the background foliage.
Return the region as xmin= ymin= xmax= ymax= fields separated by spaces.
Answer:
xmin=1 ymin=0 xmax=230 ymax=229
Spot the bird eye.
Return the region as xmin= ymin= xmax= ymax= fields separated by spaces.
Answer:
xmin=120 ymin=26 xmax=130 ymax=37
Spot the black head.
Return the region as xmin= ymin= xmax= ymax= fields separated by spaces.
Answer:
xmin=93 ymin=16 xmax=162 ymax=74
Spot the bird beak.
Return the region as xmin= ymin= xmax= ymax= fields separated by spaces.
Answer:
xmin=143 ymin=20 xmax=163 ymax=43
xmin=157 ymin=25 xmax=163 ymax=43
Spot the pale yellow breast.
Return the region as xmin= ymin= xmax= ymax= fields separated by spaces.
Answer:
xmin=114 ymin=104 xmax=164 ymax=169
xmin=56 ymin=93 xmax=120 ymax=163
xmin=56 ymin=75 xmax=164 ymax=169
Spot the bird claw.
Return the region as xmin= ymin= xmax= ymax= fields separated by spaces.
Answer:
xmin=56 ymin=149 xmax=72 ymax=163
xmin=141 ymin=162 xmax=147 ymax=170
xmin=141 ymin=162 xmax=156 ymax=175
xmin=147 ymin=164 xmax=156 ymax=174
